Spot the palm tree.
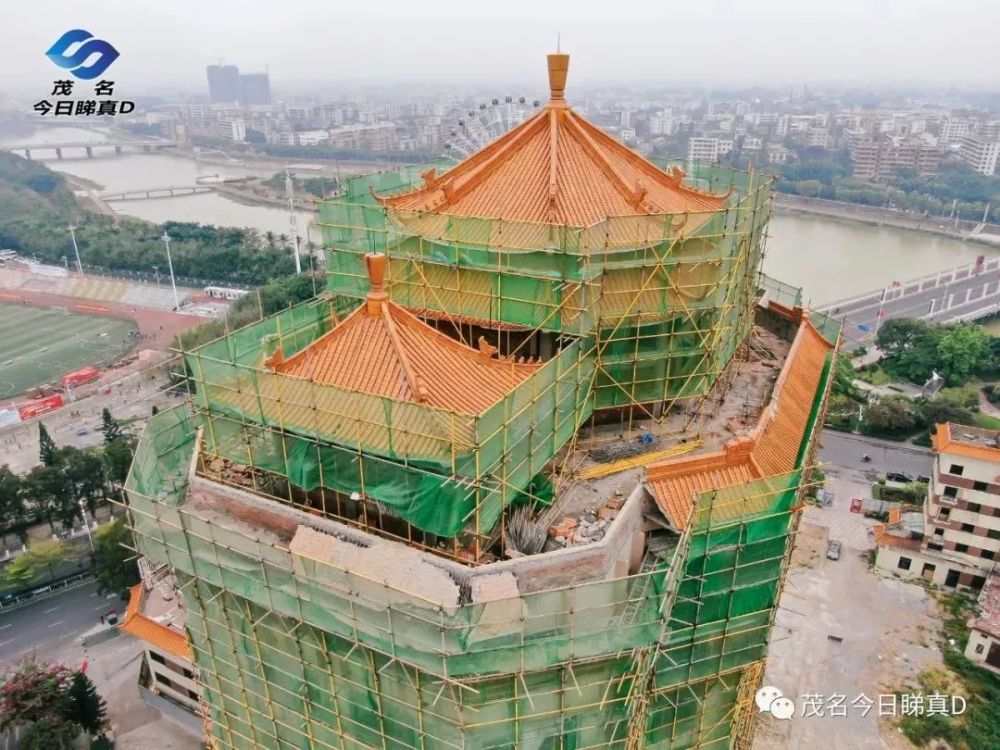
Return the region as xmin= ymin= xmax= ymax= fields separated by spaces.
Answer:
xmin=263 ymin=231 xmax=277 ymax=248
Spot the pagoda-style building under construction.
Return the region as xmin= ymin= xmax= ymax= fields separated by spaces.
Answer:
xmin=124 ymin=53 xmax=840 ymax=749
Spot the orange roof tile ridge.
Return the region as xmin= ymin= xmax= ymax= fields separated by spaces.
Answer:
xmin=548 ymin=107 xmax=560 ymax=221
xmin=272 ymin=305 xmax=365 ymax=373
xmin=571 ymin=114 xmax=730 ymax=207
xmin=433 ymin=110 xmax=550 ymax=211
xmin=379 ymin=301 xmax=428 ymax=402
xmin=391 ymin=301 xmax=542 ymax=373
xmin=562 ymin=111 xmax=646 ymax=207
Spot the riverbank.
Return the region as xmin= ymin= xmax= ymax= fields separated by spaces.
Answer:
xmin=774 ymin=194 xmax=1000 ymax=247
xmin=169 ymin=144 xmax=396 ymax=179
xmin=214 ymin=181 xmax=319 ymax=212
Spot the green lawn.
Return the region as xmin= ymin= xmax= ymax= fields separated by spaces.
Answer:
xmin=0 ymin=304 xmax=137 ymax=397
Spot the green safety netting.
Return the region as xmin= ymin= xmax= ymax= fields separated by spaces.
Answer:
xmin=185 ymin=305 xmax=595 ymax=537
xmin=121 ymin=155 xmax=846 ymax=749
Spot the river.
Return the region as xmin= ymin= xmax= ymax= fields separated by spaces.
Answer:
xmin=14 ymin=126 xmax=1000 ymax=313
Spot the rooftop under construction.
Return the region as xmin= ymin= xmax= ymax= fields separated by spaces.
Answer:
xmin=124 ymin=53 xmax=841 ymax=749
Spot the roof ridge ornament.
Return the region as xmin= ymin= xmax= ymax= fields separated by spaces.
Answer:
xmin=547 ymin=52 xmax=569 ymax=103
xmin=365 ymin=253 xmax=389 ymax=314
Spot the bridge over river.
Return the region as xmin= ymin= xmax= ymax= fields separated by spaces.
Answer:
xmin=817 ymin=255 xmax=1000 ymax=347
xmin=0 ymin=140 xmax=178 ymax=159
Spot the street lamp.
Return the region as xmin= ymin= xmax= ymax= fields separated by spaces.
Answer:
xmin=160 ymin=230 xmax=180 ymax=310
xmin=285 ymin=169 xmax=302 ymax=274
xmin=79 ymin=500 xmax=94 ymax=552
xmin=67 ymin=225 xmax=83 ymax=274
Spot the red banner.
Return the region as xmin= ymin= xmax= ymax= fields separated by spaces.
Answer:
xmin=17 ymin=394 xmax=65 ymax=420
xmin=61 ymin=366 xmax=100 ymax=388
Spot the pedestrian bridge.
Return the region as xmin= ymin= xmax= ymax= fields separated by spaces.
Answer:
xmin=99 ymin=184 xmax=216 ymax=201
xmin=817 ymin=255 xmax=1000 ymax=346
xmin=0 ymin=140 xmax=179 ymax=159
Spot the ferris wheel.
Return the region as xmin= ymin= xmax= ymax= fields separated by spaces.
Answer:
xmin=443 ymin=95 xmax=541 ymax=159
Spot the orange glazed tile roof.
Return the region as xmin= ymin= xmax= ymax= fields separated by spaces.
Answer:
xmin=267 ymin=254 xmax=541 ymax=414
xmin=646 ymin=315 xmax=834 ymax=531
xmin=931 ymin=422 xmax=1000 ymax=462
xmin=378 ymin=54 xmax=728 ymax=228
xmin=119 ymin=584 xmax=192 ymax=661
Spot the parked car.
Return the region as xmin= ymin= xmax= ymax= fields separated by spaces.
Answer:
xmin=75 ymin=427 xmax=88 ymax=436
xmin=826 ymin=540 xmax=842 ymax=561
xmin=886 ymin=472 xmax=913 ymax=483
xmin=916 ymin=475 xmax=931 ymax=484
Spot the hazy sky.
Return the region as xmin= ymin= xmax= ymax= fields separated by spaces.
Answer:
xmin=3 ymin=0 xmax=999 ymax=94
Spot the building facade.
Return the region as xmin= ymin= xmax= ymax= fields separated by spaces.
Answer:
xmin=876 ymin=423 xmax=998 ymax=589
xmin=848 ymin=135 xmax=942 ymax=181
xmin=959 ymin=135 xmax=1000 ymax=176
xmin=687 ymin=136 xmax=720 ymax=162
xmin=125 ymin=54 xmax=839 ymax=750
xmin=240 ymin=72 xmax=272 ymax=106
xmin=965 ymin=572 xmax=1000 ymax=672
xmin=206 ymin=64 xmax=240 ymax=104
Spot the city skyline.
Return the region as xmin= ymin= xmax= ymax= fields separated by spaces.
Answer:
xmin=3 ymin=0 xmax=1000 ymax=94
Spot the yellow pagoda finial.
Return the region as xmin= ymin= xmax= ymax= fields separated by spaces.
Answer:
xmin=547 ymin=52 xmax=569 ymax=102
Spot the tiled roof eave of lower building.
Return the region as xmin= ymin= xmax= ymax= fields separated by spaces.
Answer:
xmin=644 ymin=315 xmax=834 ymax=532
xmin=119 ymin=584 xmax=193 ymax=661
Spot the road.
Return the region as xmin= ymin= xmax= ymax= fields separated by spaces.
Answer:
xmin=819 ymin=256 xmax=1000 ymax=348
xmin=0 ymin=580 xmax=121 ymax=668
xmin=0 ymin=372 xmax=181 ymax=473
xmin=817 ymin=429 xmax=934 ymax=481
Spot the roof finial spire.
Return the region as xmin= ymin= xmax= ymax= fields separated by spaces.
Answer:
xmin=364 ymin=253 xmax=389 ymax=314
xmin=547 ymin=50 xmax=569 ymax=102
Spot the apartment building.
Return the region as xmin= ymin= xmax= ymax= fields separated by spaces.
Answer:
xmin=848 ymin=135 xmax=941 ymax=181
xmin=687 ymin=136 xmax=720 ymax=162
xmin=959 ymin=135 xmax=1000 ymax=176
xmin=876 ymin=423 xmax=999 ymax=590
xmin=212 ymin=118 xmax=246 ymax=142
xmin=328 ymin=121 xmax=397 ymax=151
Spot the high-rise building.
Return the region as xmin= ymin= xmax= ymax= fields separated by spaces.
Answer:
xmin=126 ymin=54 xmax=839 ymax=749
xmin=206 ymin=64 xmax=240 ymax=103
xmin=239 ymin=72 xmax=272 ymax=106
xmin=959 ymin=135 xmax=1000 ymax=176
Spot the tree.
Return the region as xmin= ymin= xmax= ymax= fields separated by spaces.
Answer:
xmin=22 ymin=464 xmax=74 ymax=532
xmin=875 ymin=318 xmax=935 ymax=358
xmin=876 ymin=318 xmax=943 ymax=384
xmin=830 ymin=354 xmax=860 ymax=399
xmin=1 ymin=539 xmax=67 ymax=590
xmin=19 ymin=716 xmax=78 ymax=749
xmin=0 ymin=657 xmax=107 ymax=746
xmin=91 ymin=517 xmax=139 ymax=598
xmin=0 ymin=658 xmax=73 ymax=730
xmin=99 ymin=408 xmax=125 ymax=445
xmin=0 ymin=466 xmax=29 ymax=546
xmin=863 ymin=396 xmax=919 ymax=435
xmin=936 ymin=323 xmax=990 ymax=384
xmin=102 ymin=438 xmax=134 ymax=488
xmin=63 ymin=449 xmax=106 ymax=518
xmin=64 ymin=671 xmax=107 ymax=735
xmin=38 ymin=423 xmax=57 ymax=467
xmin=921 ymin=399 xmax=974 ymax=430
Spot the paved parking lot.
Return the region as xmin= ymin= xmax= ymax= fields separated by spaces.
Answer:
xmin=754 ymin=477 xmax=943 ymax=750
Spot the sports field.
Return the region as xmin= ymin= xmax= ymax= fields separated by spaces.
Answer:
xmin=0 ymin=304 xmax=138 ymax=397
